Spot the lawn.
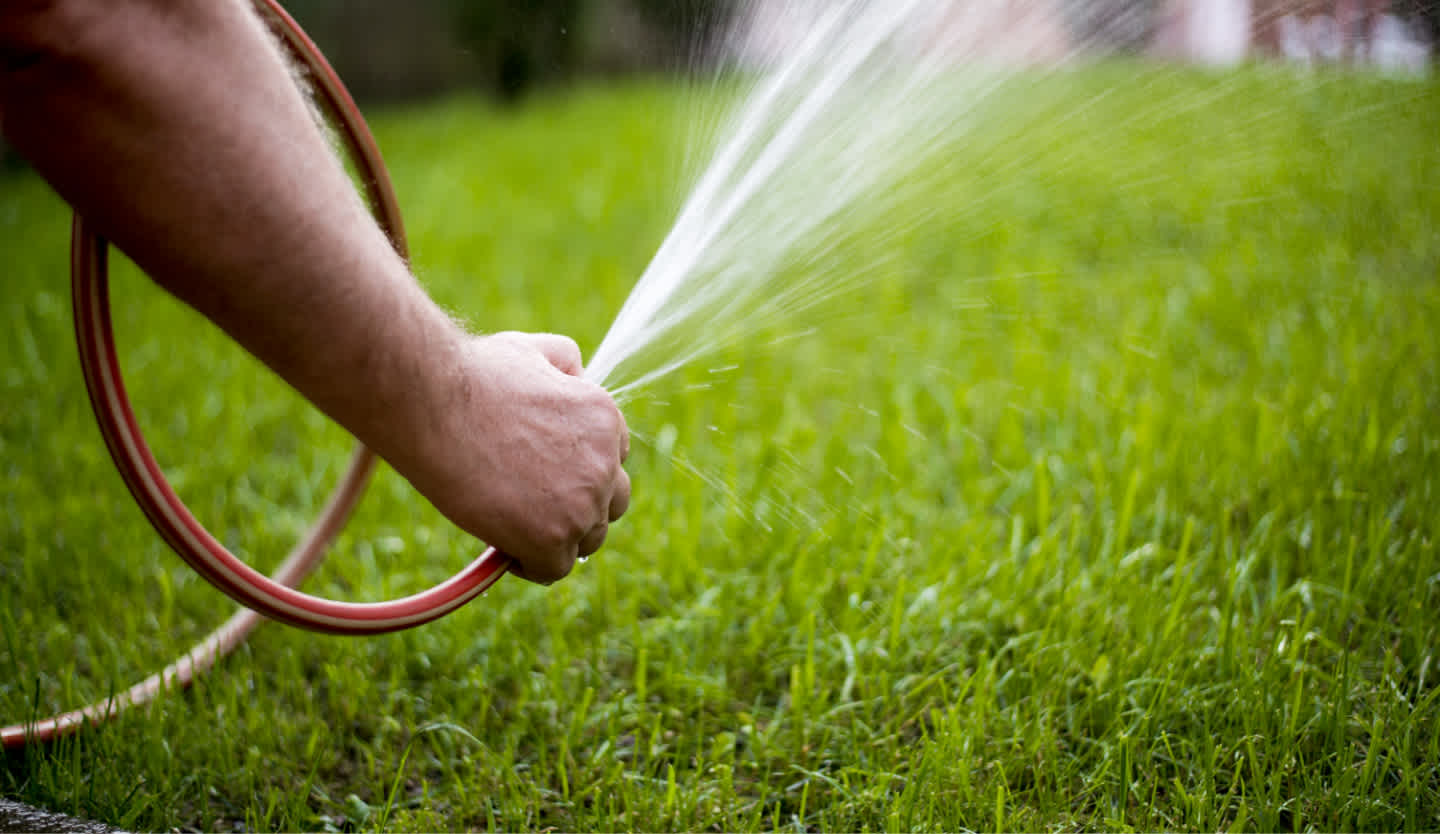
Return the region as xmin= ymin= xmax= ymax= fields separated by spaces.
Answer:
xmin=2 ymin=65 xmax=1438 ymax=831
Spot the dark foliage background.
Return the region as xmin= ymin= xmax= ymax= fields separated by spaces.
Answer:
xmin=273 ymin=0 xmax=1439 ymax=105
xmin=0 ymin=0 xmax=1432 ymax=166
xmin=277 ymin=0 xmax=738 ymax=103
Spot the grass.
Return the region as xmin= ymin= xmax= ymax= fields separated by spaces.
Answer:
xmin=2 ymin=64 xmax=1438 ymax=831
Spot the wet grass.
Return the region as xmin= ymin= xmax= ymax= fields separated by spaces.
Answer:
xmin=2 ymin=64 xmax=1438 ymax=831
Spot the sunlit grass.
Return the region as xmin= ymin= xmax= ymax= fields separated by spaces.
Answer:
xmin=2 ymin=66 xmax=1438 ymax=831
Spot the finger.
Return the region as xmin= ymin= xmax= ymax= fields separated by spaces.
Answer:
xmin=578 ymin=522 xmax=608 ymax=558
xmin=507 ymin=544 xmax=577 ymax=586
xmin=523 ymin=332 xmax=584 ymax=376
xmin=609 ymin=467 xmax=631 ymax=522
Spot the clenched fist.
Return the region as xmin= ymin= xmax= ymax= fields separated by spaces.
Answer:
xmin=395 ymin=331 xmax=631 ymax=584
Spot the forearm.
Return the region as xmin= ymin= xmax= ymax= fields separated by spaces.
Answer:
xmin=0 ymin=0 xmax=461 ymax=467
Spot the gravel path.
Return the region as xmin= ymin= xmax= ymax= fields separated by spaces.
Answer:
xmin=0 ymin=799 xmax=121 ymax=834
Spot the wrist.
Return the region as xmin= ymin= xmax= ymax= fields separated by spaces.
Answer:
xmin=344 ymin=276 xmax=473 ymax=475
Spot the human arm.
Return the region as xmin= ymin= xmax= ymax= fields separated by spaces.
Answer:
xmin=0 ymin=0 xmax=629 ymax=582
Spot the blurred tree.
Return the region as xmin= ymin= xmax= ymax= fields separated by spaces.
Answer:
xmin=272 ymin=0 xmax=745 ymax=104
xmin=451 ymin=0 xmax=584 ymax=102
xmin=279 ymin=0 xmax=476 ymax=101
xmin=625 ymin=0 xmax=741 ymax=66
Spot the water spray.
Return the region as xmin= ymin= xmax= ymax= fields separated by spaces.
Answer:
xmin=2 ymin=0 xmax=1069 ymax=750
xmin=2 ymin=0 xmax=510 ymax=750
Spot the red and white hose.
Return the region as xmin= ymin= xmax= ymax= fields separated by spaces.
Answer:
xmin=2 ymin=0 xmax=508 ymax=749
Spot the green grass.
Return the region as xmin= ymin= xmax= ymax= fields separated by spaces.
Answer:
xmin=3 ymin=65 xmax=1439 ymax=831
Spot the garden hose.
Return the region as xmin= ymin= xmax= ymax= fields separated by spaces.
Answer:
xmin=2 ymin=0 xmax=509 ymax=749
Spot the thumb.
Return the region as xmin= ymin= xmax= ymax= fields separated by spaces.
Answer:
xmin=521 ymin=332 xmax=584 ymax=377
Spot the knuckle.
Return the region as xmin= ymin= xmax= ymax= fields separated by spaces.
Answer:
xmin=541 ymin=501 xmax=594 ymax=550
xmin=578 ymin=382 xmax=613 ymax=409
xmin=583 ymin=446 xmax=617 ymax=487
xmin=590 ymin=395 xmax=625 ymax=437
xmin=539 ymin=517 xmax=579 ymax=553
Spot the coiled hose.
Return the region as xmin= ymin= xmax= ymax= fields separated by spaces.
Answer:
xmin=2 ymin=0 xmax=509 ymax=749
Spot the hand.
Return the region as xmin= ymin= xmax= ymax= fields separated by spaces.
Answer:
xmin=392 ymin=331 xmax=631 ymax=585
